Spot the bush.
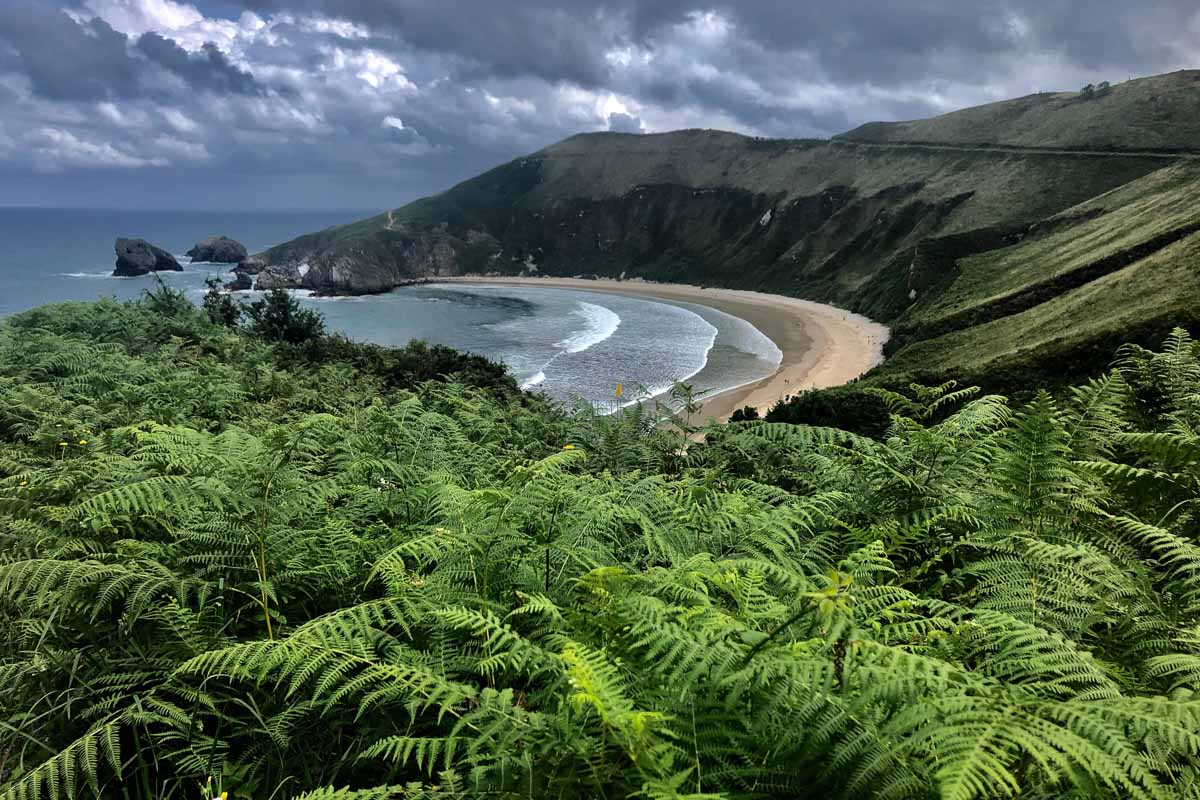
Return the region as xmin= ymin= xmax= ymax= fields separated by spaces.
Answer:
xmin=202 ymin=276 xmax=241 ymax=327
xmin=297 ymin=335 xmax=520 ymax=397
xmin=244 ymin=288 xmax=325 ymax=344
xmin=766 ymin=382 xmax=893 ymax=437
xmin=729 ymin=404 xmax=759 ymax=422
xmin=6 ymin=305 xmax=1200 ymax=800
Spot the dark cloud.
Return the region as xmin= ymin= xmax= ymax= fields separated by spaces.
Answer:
xmin=240 ymin=0 xmax=622 ymax=86
xmin=0 ymin=4 xmax=270 ymax=103
xmin=236 ymin=0 xmax=1200 ymax=89
xmin=0 ymin=0 xmax=1196 ymax=208
xmin=136 ymin=34 xmax=264 ymax=95
xmin=0 ymin=7 xmax=139 ymax=100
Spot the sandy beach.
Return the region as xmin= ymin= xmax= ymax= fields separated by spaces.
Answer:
xmin=443 ymin=276 xmax=890 ymax=423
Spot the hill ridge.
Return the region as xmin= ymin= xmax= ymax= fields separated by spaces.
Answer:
xmin=838 ymin=69 xmax=1200 ymax=152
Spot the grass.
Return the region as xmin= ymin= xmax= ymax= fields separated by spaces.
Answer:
xmin=839 ymin=69 xmax=1200 ymax=151
xmin=888 ymin=230 xmax=1200 ymax=383
xmin=902 ymin=162 xmax=1200 ymax=328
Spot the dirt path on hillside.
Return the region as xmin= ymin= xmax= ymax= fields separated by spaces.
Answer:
xmin=833 ymin=139 xmax=1195 ymax=160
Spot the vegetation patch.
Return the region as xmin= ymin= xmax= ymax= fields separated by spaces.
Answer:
xmin=5 ymin=296 xmax=1200 ymax=799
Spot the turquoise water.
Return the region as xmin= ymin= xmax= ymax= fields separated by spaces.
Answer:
xmin=0 ymin=209 xmax=781 ymax=407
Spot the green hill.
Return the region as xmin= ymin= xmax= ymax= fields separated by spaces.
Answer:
xmin=249 ymin=69 xmax=1200 ymax=392
xmin=838 ymin=70 xmax=1200 ymax=152
xmin=884 ymin=161 xmax=1200 ymax=380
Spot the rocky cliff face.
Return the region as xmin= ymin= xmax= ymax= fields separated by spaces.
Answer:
xmin=253 ymin=263 xmax=304 ymax=290
xmin=113 ymin=238 xmax=182 ymax=277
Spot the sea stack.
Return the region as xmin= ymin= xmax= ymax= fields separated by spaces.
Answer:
xmin=113 ymin=238 xmax=183 ymax=277
xmin=186 ymin=235 xmax=248 ymax=264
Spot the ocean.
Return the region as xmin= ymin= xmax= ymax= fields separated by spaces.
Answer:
xmin=0 ymin=208 xmax=781 ymax=408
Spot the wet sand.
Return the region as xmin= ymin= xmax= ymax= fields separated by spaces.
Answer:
xmin=442 ymin=277 xmax=890 ymax=423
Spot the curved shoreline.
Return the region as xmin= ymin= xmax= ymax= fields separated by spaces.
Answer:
xmin=442 ymin=277 xmax=890 ymax=422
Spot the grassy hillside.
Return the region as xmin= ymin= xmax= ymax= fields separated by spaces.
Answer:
xmin=255 ymin=132 xmax=1165 ymax=310
xmin=7 ymin=295 xmax=1200 ymax=799
xmin=838 ymin=70 xmax=1200 ymax=151
xmin=884 ymin=161 xmax=1200 ymax=353
xmin=251 ymin=69 xmax=1200 ymax=395
xmin=771 ymin=159 xmax=1200 ymax=426
xmin=889 ymin=229 xmax=1200 ymax=384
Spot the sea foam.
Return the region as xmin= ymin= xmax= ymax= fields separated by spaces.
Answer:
xmin=520 ymin=301 xmax=621 ymax=389
xmin=520 ymin=371 xmax=547 ymax=390
xmin=556 ymin=301 xmax=620 ymax=353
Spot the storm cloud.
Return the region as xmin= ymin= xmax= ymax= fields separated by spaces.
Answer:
xmin=0 ymin=0 xmax=1196 ymax=209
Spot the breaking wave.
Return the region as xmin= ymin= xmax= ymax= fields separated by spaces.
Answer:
xmin=557 ymin=302 xmax=621 ymax=353
xmin=520 ymin=370 xmax=547 ymax=390
xmin=519 ymin=300 xmax=622 ymax=388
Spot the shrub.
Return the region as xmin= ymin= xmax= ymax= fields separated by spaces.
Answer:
xmin=766 ymin=382 xmax=893 ymax=437
xmin=244 ymin=287 xmax=325 ymax=344
xmin=202 ymin=276 xmax=241 ymax=327
xmin=729 ymin=404 xmax=760 ymax=422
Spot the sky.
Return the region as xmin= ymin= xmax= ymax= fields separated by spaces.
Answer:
xmin=0 ymin=1 xmax=1197 ymax=211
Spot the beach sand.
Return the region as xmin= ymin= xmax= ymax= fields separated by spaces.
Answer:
xmin=442 ymin=277 xmax=890 ymax=423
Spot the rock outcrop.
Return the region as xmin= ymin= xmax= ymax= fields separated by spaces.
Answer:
xmin=186 ymin=236 xmax=248 ymax=264
xmin=253 ymin=263 xmax=303 ymax=290
xmin=234 ymin=255 xmax=267 ymax=275
xmin=113 ymin=238 xmax=182 ymax=277
xmin=224 ymin=272 xmax=253 ymax=291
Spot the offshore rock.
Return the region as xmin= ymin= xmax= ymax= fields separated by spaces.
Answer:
xmin=113 ymin=238 xmax=182 ymax=277
xmin=186 ymin=235 xmax=248 ymax=264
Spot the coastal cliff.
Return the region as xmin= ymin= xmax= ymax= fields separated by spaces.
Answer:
xmin=251 ymin=130 xmax=1161 ymax=309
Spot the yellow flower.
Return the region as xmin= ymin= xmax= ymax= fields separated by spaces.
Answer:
xmin=615 ymin=383 xmax=623 ymax=399
xmin=562 ymin=444 xmax=575 ymax=450
xmin=19 ymin=481 xmax=28 ymax=487
xmin=79 ymin=439 xmax=88 ymax=446
xmin=220 ymin=793 xmax=227 ymax=800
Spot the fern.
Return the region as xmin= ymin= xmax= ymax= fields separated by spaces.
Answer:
xmin=7 ymin=304 xmax=1200 ymax=799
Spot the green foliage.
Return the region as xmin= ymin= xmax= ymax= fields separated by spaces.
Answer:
xmin=4 ymin=300 xmax=1200 ymax=800
xmin=766 ymin=381 xmax=894 ymax=438
xmin=244 ymin=288 xmax=325 ymax=344
xmin=728 ymin=405 xmax=759 ymax=423
xmin=202 ymin=276 xmax=241 ymax=328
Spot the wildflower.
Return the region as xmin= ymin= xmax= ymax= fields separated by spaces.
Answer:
xmin=79 ymin=439 xmax=88 ymax=446
xmin=220 ymin=793 xmax=227 ymax=800
xmin=563 ymin=444 xmax=576 ymax=450
xmin=19 ymin=480 xmax=28 ymax=487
